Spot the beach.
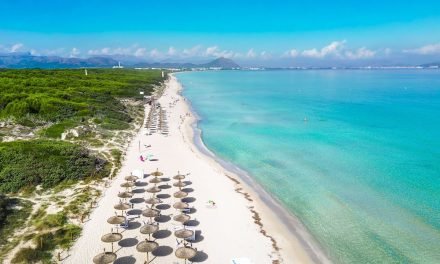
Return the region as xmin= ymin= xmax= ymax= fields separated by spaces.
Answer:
xmin=65 ymin=74 xmax=323 ymax=264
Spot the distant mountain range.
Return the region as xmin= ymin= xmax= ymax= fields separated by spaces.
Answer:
xmin=0 ymin=52 xmax=241 ymax=69
xmin=419 ymin=62 xmax=440 ymax=68
xmin=0 ymin=52 xmax=119 ymax=68
xmin=1 ymin=52 xmax=438 ymax=69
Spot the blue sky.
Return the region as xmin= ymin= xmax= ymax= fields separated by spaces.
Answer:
xmin=1 ymin=0 xmax=440 ymax=66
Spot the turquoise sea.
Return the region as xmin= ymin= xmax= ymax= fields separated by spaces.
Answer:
xmin=177 ymin=70 xmax=440 ymax=263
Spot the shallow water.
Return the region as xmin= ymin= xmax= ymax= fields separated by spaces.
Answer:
xmin=177 ymin=70 xmax=440 ymax=264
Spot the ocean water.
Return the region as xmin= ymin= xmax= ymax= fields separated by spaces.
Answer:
xmin=177 ymin=70 xmax=440 ymax=264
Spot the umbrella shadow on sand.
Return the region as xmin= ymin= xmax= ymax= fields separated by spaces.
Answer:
xmin=129 ymin=198 xmax=144 ymax=204
xmin=132 ymin=188 xmax=145 ymax=194
xmin=135 ymin=181 xmax=148 ymax=187
xmin=182 ymin=197 xmax=196 ymax=203
xmin=181 ymin=188 xmax=194 ymax=193
xmin=114 ymin=256 xmax=136 ymax=264
xmin=154 ymin=215 xmax=171 ymax=223
xmin=152 ymin=229 xmax=172 ymax=239
xmin=190 ymin=251 xmax=209 ymax=262
xmin=127 ymin=209 xmax=142 ymax=215
xmin=186 ymin=208 xmax=197 ymax=214
xmin=156 ymin=193 xmax=171 ymax=199
xmin=183 ymin=180 xmax=192 ymax=185
xmin=155 ymin=204 xmax=171 ymax=210
xmin=158 ymin=184 xmax=171 ymax=189
xmin=152 ymin=246 xmax=173 ymax=257
xmin=185 ymin=219 xmax=199 ymax=227
xmin=127 ymin=221 xmax=142 ymax=230
xmin=118 ymin=237 xmax=139 ymax=247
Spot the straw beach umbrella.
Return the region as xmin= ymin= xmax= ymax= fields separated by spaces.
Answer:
xmin=173 ymin=190 xmax=188 ymax=199
xmin=149 ymin=177 xmax=162 ymax=184
xmin=114 ymin=202 xmax=131 ymax=211
xmin=120 ymin=181 xmax=135 ymax=188
xmin=140 ymin=224 xmax=159 ymax=240
xmin=142 ymin=208 xmax=160 ymax=217
xmin=173 ymin=181 xmax=186 ymax=188
xmin=175 ymin=246 xmax=197 ymax=264
xmin=174 ymin=229 xmax=194 ymax=240
xmin=173 ymin=201 xmax=189 ymax=210
xmin=173 ymin=171 xmax=186 ymax=180
xmin=93 ymin=250 xmax=117 ymax=264
xmin=147 ymin=186 xmax=161 ymax=194
xmin=101 ymin=232 xmax=123 ymax=252
xmin=173 ymin=214 xmax=190 ymax=224
xmin=118 ymin=191 xmax=133 ymax=199
xmin=150 ymin=169 xmax=164 ymax=177
xmin=142 ymin=208 xmax=160 ymax=223
xmin=136 ymin=240 xmax=159 ymax=264
xmin=107 ymin=215 xmax=126 ymax=225
xmin=145 ymin=197 xmax=161 ymax=205
xmin=125 ymin=175 xmax=138 ymax=182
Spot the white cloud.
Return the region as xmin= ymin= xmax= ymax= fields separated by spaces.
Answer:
xmin=246 ymin=49 xmax=256 ymax=58
xmin=205 ymin=46 xmax=219 ymax=56
xmin=10 ymin=43 xmax=24 ymax=52
xmin=344 ymin=47 xmax=375 ymax=60
xmin=403 ymin=43 xmax=440 ymax=55
xmin=69 ymin=47 xmax=81 ymax=57
xmin=149 ymin=48 xmax=161 ymax=58
xmin=87 ymin=45 xmax=141 ymax=56
xmin=283 ymin=49 xmax=299 ymax=58
xmin=295 ymin=41 xmax=376 ymax=60
xmin=167 ymin=46 xmax=177 ymax=56
xmin=260 ymin=51 xmax=272 ymax=60
xmin=183 ymin=45 xmax=202 ymax=57
xmin=302 ymin=40 xmax=346 ymax=58
xmin=383 ymin=48 xmax=392 ymax=56
xmin=1 ymin=41 xmax=385 ymax=63
xmin=88 ymin=47 xmax=111 ymax=55
xmin=301 ymin=48 xmax=320 ymax=58
xmin=200 ymin=46 xmax=236 ymax=58
xmin=0 ymin=43 xmax=24 ymax=53
xmin=134 ymin=48 xmax=147 ymax=57
xmin=29 ymin=49 xmax=39 ymax=56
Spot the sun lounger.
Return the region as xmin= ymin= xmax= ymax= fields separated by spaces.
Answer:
xmin=185 ymin=226 xmax=196 ymax=241
xmin=118 ymin=220 xmax=129 ymax=229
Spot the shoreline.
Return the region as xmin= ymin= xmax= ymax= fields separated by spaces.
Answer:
xmin=64 ymin=74 xmax=329 ymax=264
xmin=175 ymin=73 xmax=331 ymax=263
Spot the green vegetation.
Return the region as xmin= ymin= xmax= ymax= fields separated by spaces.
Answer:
xmin=11 ymin=222 xmax=81 ymax=263
xmin=0 ymin=195 xmax=33 ymax=258
xmin=0 ymin=69 xmax=165 ymax=260
xmin=0 ymin=140 xmax=109 ymax=193
xmin=64 ymin=186 xmax=100 ymax=217
xmin=40 ymin=120 xmax=77 ymax=138
xmin=35 ymin=212 xmax=67 ymax=231
xmin=11 ymin=247 xmax=51 ymax=264
xmin=0 ymin=69 xmax=163 ymax=134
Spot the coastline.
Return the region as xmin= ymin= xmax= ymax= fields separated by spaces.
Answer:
xmin=64 ymin=73 xmax=329 ymax=264
xmin=175 ymin=73 xmax=331 ymax=264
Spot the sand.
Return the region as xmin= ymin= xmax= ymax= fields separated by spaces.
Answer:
xmin=64 ymin=74 xmax=327 ymax=264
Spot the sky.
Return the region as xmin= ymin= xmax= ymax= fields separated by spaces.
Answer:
xmin=1 ymin=0 xmax=440 ymax=66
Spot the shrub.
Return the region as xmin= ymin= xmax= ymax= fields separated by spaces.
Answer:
xmin=0 ymin=140 xmax=109 ymax=193
xmin=11 ymin=247 xmax=51 ymax=264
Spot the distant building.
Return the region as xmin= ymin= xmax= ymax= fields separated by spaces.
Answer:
xmin=112 ymin=61 xmax=124 ymax=69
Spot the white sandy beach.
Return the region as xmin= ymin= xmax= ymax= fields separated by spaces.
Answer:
xmin=64 ymin=74 xmax=324 ymax=264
